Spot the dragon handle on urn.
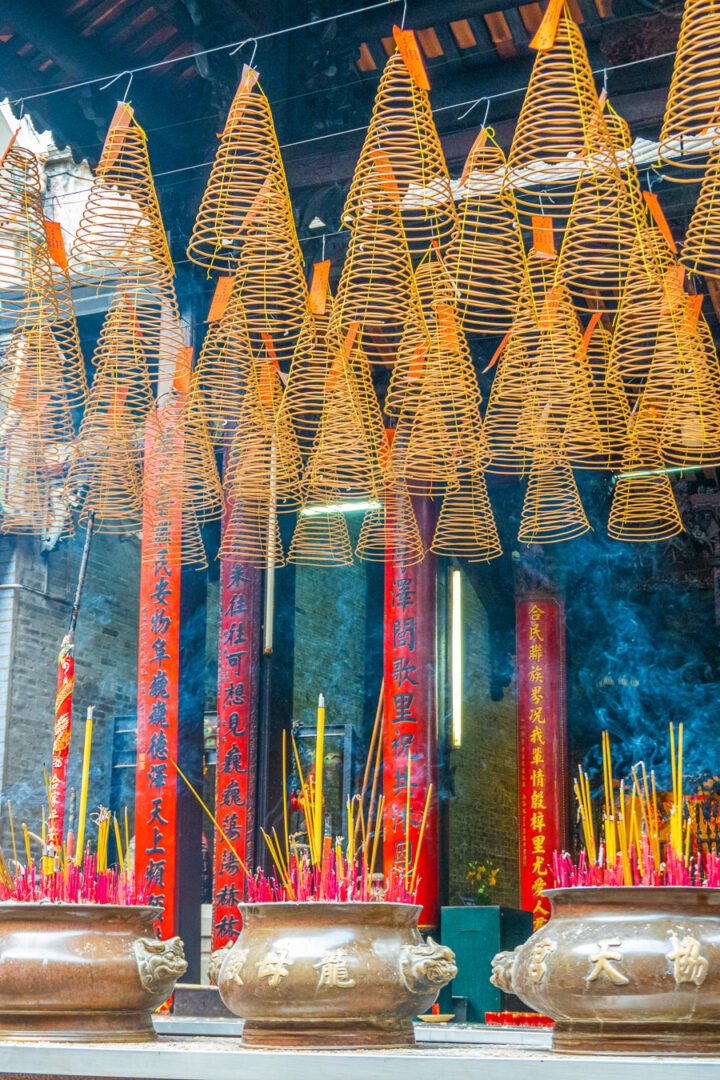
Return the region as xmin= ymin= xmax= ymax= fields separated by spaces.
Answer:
xmin=134 ymin=936 xmax=188 ymax=998
xmin=400 ymin=938 xmax=457 ymax=994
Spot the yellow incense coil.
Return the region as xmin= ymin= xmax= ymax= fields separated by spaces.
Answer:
xmin=608 ymin=440 xmax=683 ymax=541
xmin=0 ymin=425 xmax=70 ymax=538
xmin=658 ymin=306 xmax=720 ymax=468
xmin=445 ymin=133 xmax=525 ymax=333
xmin=517 ymin=444 xmax=590 ymax=544
xmin=558 ymin=108 xmax=646 ymax=314
xmin=680 ymin=141 xmax=720 ymax=279
xmin=431 ymin=468 xmax=502 ymax=561
xmin=0 ymin=145 xmax=58 ymax=317
xmin=287 ymin=495 xmax=354 ymax=567
xmin=219 ymin=495 xmax=286 ymax=569
xmin=659 ymin=0 xmax=720 ymax=179
xmin=414 ymin=250 xmax=458 ymax=318
xmin=230 ymin=231 xmax=309 ymax=362
xmin=278 ymin=311 xmax=335 ymax=454
xmin=355 ymin=477 xmax=424 ymax=567
xmin=69 ymin=105 xmax=174 ymax=289
xmin=342 ymin=49 xmax=457 ymax=254
xmin=483 ymin=335 xmax=535 ymax=475
xmin=334 ymin=183 xmax=416 ymax=335
xmin=384 ymin=302 xmax=431 ymax=418
xmin=47 ymin=260 xmax=88 ymax=408
xmin=193 ymin=281 xmax=254 ymax=445
xmin=188 ymin=73 xmax=300 ymax=271
xmin=561 ymin=323 xmax=630 ymax=471
xmin=64 ymin=413 xmax=146 ymax=534
xmin=504 ymin=6 xmax=601 ymax=219
xmin=81 ymin=292 xmax=158 ymax=426
xmin=151 ymin=392 xmax=225 ymax=529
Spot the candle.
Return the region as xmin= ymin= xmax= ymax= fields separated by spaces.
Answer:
xmin=315 ymin=693 xmax=325 ymax=858
xmin=75 ymin=706 xmax=93 ymax=866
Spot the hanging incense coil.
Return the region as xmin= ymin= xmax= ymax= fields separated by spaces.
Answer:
xmin=69 ymin=104 xmax=174 ymax=289
xmin=194 ymin=285 xmax=254 ymax=445
xmin=65 ymin=412 xmax=146 ymax=533
xmin=681 ymin=141 xmax=720 ymax=280
xmin=0 ymin=145 xmax=57 ymax=316
xmin=287 ymin=499 xmax=354 ymax=567
xmin=152 ymin=393 xmax=225 ymax=528
xmin=342 ymin=49 xmax=456 ymax=254
xmin=561 ymin=321 xmax=630 ymax=470
xmin=445 ymin=133 xmax=525 ymax=333
xmin=557 ymin=108 xmax=645 ymax=314
xmin=0 ymin=424 xmax=70 ymax=538
xmin=384 ymin=303 xmax=431 ymax=418
xmin=659 ymin=0 xmax=720 ymax=179
xmin=657 ymin=302 xmax=720 ymax=467
xmin=83 ymin=292 xmax=158 ymax=425
xmin=278 ymin=311 xmax=335 ymax=454
xmin=431 ymin=468 xmax=502 ymax=561
xmin=483 ymin=334 xmax=536 ymax=475
xmin=608 ymin=441 xmax=683 ymax=541
xmin=47 ymin=259 xmax=88 ymax=407
xmin=504 ymin=7 xmax=601 ymax=219
xmin=517 ymin=444 xmax=590 ymax=544
xmin=219 ymin=494 xmax=285 ymax=569
xmin=334 ymin=184 xmax=416 ymax=336
xmin=230 ymin=232 xmax=309 ymax=362
xmin=355 ymin=477 xmax=424 ymax=566
xmin=188 ymin=72 xmax=299 ymax=271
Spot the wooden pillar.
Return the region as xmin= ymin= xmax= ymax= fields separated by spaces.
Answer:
xmin=382 ymin=497 xmax=439 ymax=929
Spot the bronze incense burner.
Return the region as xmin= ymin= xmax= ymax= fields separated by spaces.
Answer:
xmin=214 ymin=900 xmax=456 ymax=1048
xmin=0 ymin=903 xmax=187 ymax=1041
xmin=491 ymin=886 xmax=720 ymax=1054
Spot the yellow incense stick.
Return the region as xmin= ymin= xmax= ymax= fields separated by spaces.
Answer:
xmin=124 ymin=807 xmax=130 ymax=871
xmin=113 ymin=817 xmax=125 ymax=873
xmin=22 ymin=824 xmax=32 ymax=869
xmin=370 ymin=794 xmax=384 ymax=883
xmin=282 ymin=730 xmax=290 ymax=867
xmin=171 ymin=759 xmax=250 ymax=877
xmin=404 ymin=748 xmax=412 ymax=887
xmin=409 ymin=785 xmax=432 ymax=893
xmin=314 ymin=693 xmax=325 ymax=859
xmin=7 ymin=801 xmax=17 ymax=872
xmin=75 ymin=707 xmax=93 ymax=866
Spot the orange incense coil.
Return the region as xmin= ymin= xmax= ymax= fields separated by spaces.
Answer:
xmin=64 ymin=411 xmax=146 ymax=534
xmin=188 ymin=71 xmax=300 ymax=271
xmin=69 ymin=104 xmax=174 ymax=289
xmin=355 ymin=477 xmax=424 ymax=567
xmin=231 ymin=232 xmax=309 ymax=362
xmin=152 ymin=392 xmax=225 ymax=528
xmin=504 ymin=6 xmax=601 ymax=220
xmin=287 ymin=494 xmax=354 ymax=567
xmin=83 ymin=293 xmax=158 ymax=426
xmin=278 ymin=311 xmax=335 ymax=454
xmin=659 ymin=0 xmax=720 ymax=179
xmin=47 ymin=260 xmax=88 ymax=407
xmin=517 ymin=443 xmax=591 ymax=544
xmin=557 ymin=109 xmax=646 ymax=314
xmin=349 ymin=346 xmax=391 ymax=473
xmin=445 ymin=133 xmax=526 ymax=333
xmin=561 ymin=322 xmax=630 ymax=470
xmin=193 ymin=279 xmax=254 ymax=445
xmin=431 ymin=468 xmax=502 ymax=561
xmin=608 ymin=441 xmax=683 ymax=541
xmin=0 ymin=427 xmax=63 ymax=538
xmin=384 ymin=305 xmax=431 ymax=418
xmin=681 ymin=141 xmax=720 ymax=280
xmin=342 ymin=48 xmax=456 ymax=254
xmin=658 ymin=306 xmax=720 ymax=468
xmin=483 ymin=334 xmax=536 ymax=475
xmin=334 ymin=184 xmax=416 ymax=336
xmin=220 ymin=495 xmax=286 ymax=569
xmin=0 ymin=145 xmax=57 ymax=316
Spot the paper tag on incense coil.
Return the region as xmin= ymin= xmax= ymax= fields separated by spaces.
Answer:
xmin=238 ymin=174 xmax=272 ymax=236
xmin=110 ymin=384 xmax=130 ymax=422
xmin=459 ymin=128 xmax=488 ymax=189
xmin=436 ymin=304 xmax=459 ymax=351
xmin=173 ymin=346 xmax=193 ymax=395
xmin=408 ymin=340 xmax=428 ymax=380
xmin=221 ymin=64 xmax=260 ymax=136
xmin=207 ymin=275 xmax=235 ymax=322
xmin=643 ymin=191 xmax=677 ymax=254
xmin=482 ymin=331 xmax=510 ymax=372
xmin=309 ymin=260 xmax=331 ymax=315
xmin=370 ymin=147 xmax=401 ymax=202
xmin=339 ymin=320 xmax=361 ymax=360
xmin=392 ymin=26 xmax=431 ymax=91
xmin=259 ymin=332 xmax=280 ymax=407
xmin=101 ymin=101 xmax=134 ymax=172
xmin=660 ymin=264 xmax=686 ymax=314
xmin=575 ymin=311 xmax=603 ymax=360
xmin=121 ymin=292 xmax=144 ymax=338
xmin=532 ymin=215 xmax=556 ymax=260
xmin=529 ymin=0 xmax=566 ymax=51
xmin=44 ymin=219 xmax=68 ymax=270
xmin=683 ymin=293 xmax=704 ymax=330
xmin=538 ymin=287 xmax=562 ymax=330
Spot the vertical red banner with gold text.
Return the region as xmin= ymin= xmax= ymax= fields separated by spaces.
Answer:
xmin=382 ymin=501 xmax=438 ymax=928
xmin=135 ymin=410 xmax=182 ymax=938
xmin=212 ymin=495 xmax=259 ymax=947
xmin=517 ymin=595 xmax=566 ymax=930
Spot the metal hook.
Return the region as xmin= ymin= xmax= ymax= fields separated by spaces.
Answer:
xmin=321 ymin=232 xmax=326 ymax=262
xmin=457 ymin=96 xmax=490 ymax=124
xmin=99 ymin=69 xmax=132 ymax=97
xmin=603 ymin=68 xmax=608 ymax=92
xmin=121 ymin=71 xmax=133 ymax=102
xmin=17 ymin=99 xmax=24 ymax=121
xmin=401 ymin=0 xmax=408 ymax=29
xmin=229 ymin=36 xmax=258 ymax=67
xmin=646 ymin=167 xmax=664 ymax=193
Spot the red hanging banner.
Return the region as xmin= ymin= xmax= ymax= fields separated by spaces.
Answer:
xmin=213 ymin=484 xmax=260 ymax=948
xmin=135 ymin=409 xmax=183 ymax=938
xmin=516 ymin=595 xmax=567 ymax=930
xmin=383 ymin=499 xmax=438 ymax=928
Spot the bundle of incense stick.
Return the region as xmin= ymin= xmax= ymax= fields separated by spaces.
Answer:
xmin=0 ymin=851 xmax=147 ymax=905
xmin=555 ymin=723 xmax=720 ymax=888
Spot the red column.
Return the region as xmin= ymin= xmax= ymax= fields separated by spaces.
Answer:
xmin=516 ymin=594 xmax=567 ymax=930
xmin=135 ymin=411 xmax=182 ymax=937
xmin=212 ymin=495 xmax=261 ymax=947
xmin=382 ymin=498 xmax=439 ymax=929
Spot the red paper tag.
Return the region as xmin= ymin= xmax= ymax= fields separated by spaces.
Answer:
xmin=538 ymin=288 xmax=562 ymax=330
xmin=369 ymin=147 xmax=401 ymax=202
xmin=575 ymin=311 xmax=603 ymax=359
xmin=684 ymin=293 xmax=704 ymax=329
xmin=45 ymin=219 xmax=68 ymax=270
xmin=459 ymin=128 xmax=488 ymax=188
xmin=102 ymin=102 xmax=134 ymax=171
xmin=173 ymin=346 xmax=193 ymax=394
xmin=529 ymin=0 xmax=566 ymax=51
xmin=222 ymin=65 xmax=260 ymax=137
xmin=532 ymin=215 xmax=556 ymax=259
xmin=482 ymin=331 xmax=510 ymax=373
xmin=408 ymin=340 xmax=428 ymax=380
xmin=660 ymin=264 xmax=686 ymax=313
xmin=207 ymin=276 xmax=235 ymax=322
xmin=309 ymin=260 xmax=331 ymax=315
xmin=392 ymin=26 xmax=430 ymax=91
xmin=339 ymin=321 xmax=361 ymax=361
xmin=643 ymin=192 xmax=677 ymax=255
xmin=260 ymin=330 xmax=279 ymax=365
xmin=122 ymin=292 xmax=143 ymax=338
xmin=437 ymin=304 xmax=459 ymax=350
